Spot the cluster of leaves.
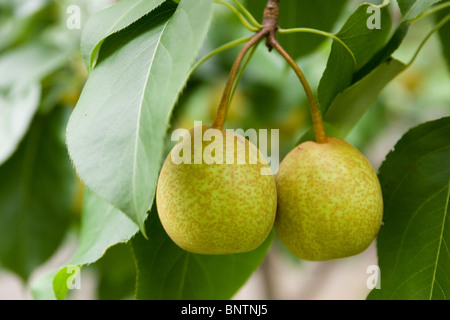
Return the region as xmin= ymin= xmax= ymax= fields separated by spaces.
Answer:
xmin=0 ymin=0 xmax=448 ymax=300
xmin=0 ymin=0 xmax=82 ymax=281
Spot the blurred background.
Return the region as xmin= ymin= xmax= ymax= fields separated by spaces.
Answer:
xmin=0 ymin=0 xmax=449 ymax=299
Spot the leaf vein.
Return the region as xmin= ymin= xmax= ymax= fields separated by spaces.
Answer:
xmin=390 ymin=183 xmax=450 ymax=282
xmin=429 ymin=179 xmax=450 ymax=299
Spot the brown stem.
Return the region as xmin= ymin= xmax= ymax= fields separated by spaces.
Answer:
xmin=262 ymin=0 xmax=280 ymax=51
xmin=268 ymin=33 xmax=327 ymax=143
xmin=212 ymin=0 xmax=281 ymax=130
xmin=213 ymin=0 xmax=327 ymax=143
xmin=212 ymin=28 xmax=269 ymax=129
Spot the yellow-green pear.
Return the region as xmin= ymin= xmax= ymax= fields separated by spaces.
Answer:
xmin=156 ymin=125 xmax=277 ymax=254
xmin=275 ymin=137 xmax=383 ymax=261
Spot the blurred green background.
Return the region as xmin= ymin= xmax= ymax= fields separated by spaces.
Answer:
xmin=0 ymin=0 xmax=448 ymax=299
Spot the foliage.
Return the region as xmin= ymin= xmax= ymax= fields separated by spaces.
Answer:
xmin=0 ymin=0 xmax=449 ymax=300
xmin=368 ymin=117 xmax=450 ymax=299
xmin=132 ymin=210 xmax=273 ymax=300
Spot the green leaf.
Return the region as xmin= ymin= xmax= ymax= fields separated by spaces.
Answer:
xmin=353 ymin=21 xmax=410 ymax=82
xmin=278 ymin=0 xmax=348 ymax=59
xmin=81 ymin=0 xmax=166 ymax=69
xmin=0 ymin=83 xmax=40 ymax=165
xmin=436 ymin=2 xmax=450 ymax=71
xmin=66 ymin=0 xmax=213 ymax=232
xmin=318 ymin=0 xmax=392 ymax=114
xmin=245 ymin=0 xmax=348 ymax=59
xmin=68 ymin=188 xmax=139 ymax=266
xmin=132 ymin=209 xmax=273 ymax=300
xmin=368 ymin=117 xmax=450 ymax=300
xmin=397 ymin=0 xmax=443 ymax=21
xmin=31 ymin=187 xmax=139 ymax=300
xmin=0 ymin=106 xmax=77 ymax=280
xmin=0 ymin=29 xmax=78 ymax=164
xmin=0 ymin=35 xmax=76 ymax=91
xmin=52 ymin=266 xmax=77 ymax=300
xmin=298 ymin=58 xmax=406 ymax=144
xmin=0 ymin=0 xmax=53 ymax=52
xmin=31 ymin=270 xmax=59 ymax=300
xmin=323 ymin=58 xmax=406 ymax=138
xmin=96 ymin=243 xmax=136 ymax=300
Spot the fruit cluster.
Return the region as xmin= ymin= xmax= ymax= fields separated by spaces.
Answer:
xmin=156 ymin=0 xmax=383 ymax=261
xmin=156 ymin=127 xmax=383 ymax=261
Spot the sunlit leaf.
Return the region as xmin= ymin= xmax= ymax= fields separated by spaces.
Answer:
xmin=81 ymin=0 xmax=166 ymax=69
xmin=67 ymin=0 xmax=213 ymax=231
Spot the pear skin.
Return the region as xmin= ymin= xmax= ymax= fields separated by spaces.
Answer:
xmin=156 ymin=125 xmax=277 ymax=254
xmin=275 ymin=137 xmax=383 ymax=261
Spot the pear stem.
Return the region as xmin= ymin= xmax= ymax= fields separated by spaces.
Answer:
xmin=267 ymin=33 xmax=327 ymax=144
xmin=213 ymin=0 xmax=327 ymax=144
xmin=213 ymin=0 xmax=279 ymax=130
xmin=212 ymin=28 xmax=269 ymax=129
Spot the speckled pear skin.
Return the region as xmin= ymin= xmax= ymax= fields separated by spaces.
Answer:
xmin=156 ymin=125 xmax=277 ymax=255
xmin=275 ymin=137 xmax=383 ymax=261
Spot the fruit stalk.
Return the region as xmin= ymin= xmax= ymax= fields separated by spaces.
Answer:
xmin=213 ymin=0 xmax=327 ymax=144
xmin=212 ymin=0 xmax=280 ymax=130
xmin=212 ymin=28 xmax=269 ymax=129
xmin=268 ymin=34 xmax=327 ymax=143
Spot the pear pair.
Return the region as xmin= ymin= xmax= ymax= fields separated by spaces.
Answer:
xmin=156 ymin=125 xmax=383 ymax=260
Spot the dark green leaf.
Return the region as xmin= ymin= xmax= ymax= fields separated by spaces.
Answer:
xmin=66 ymin=0 xmax=213 ymax=232
xmin=318 ymin=1 xmax=392 ymax=114
xmin=132 ymin=210 xmax=273 ymax=300
xmin=81 ymin=0 xmax=166 ymax=69
xmin=353 ymin=21 xmax=410 ymax=82
xmin=0 ymin=106 xmax=77 ymax=280
xmin=96 ymin=243 xmax=136 ymax=300
xmin=397 ymin=0 xmax=443 ymax=21
xmin=246 ymin=0 xmax=348 ymax=59
xmin=368 ymin=117 xmax=450 ymax=300
xmin=436 ymin=1 xmax=450 ymax=72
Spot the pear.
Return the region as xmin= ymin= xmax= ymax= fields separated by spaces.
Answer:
xmin=156 ymin=125 xmax=277 ymax=254
xmin=275 ymin=137 xmax=383 ymax=261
